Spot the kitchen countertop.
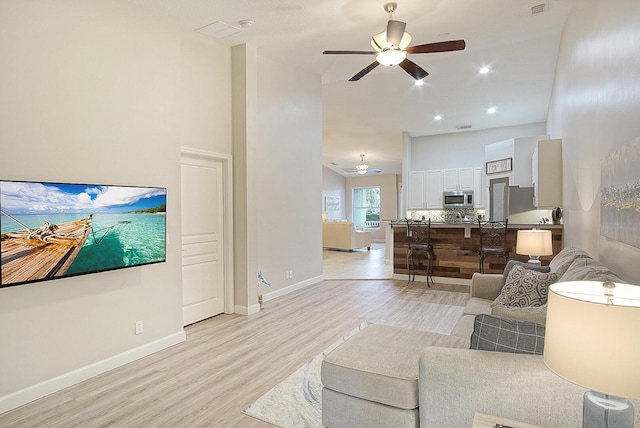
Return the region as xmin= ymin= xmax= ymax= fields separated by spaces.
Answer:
xmin=390 ymin=221 xmax=563 ymax=229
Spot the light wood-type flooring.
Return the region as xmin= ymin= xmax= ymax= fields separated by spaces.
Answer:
xmin=322 ymin=242 xmax=393 ymax=280
xmin=1 ymin=258 xmax=469 ymax=427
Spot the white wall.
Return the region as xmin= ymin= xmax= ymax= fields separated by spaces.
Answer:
xmin=547 ymin=0 xmax=640 ymax=284
xmin=322 ymin=166 xmax=346 ymax=221
xmin=181 ymin=30 xmax=232 ymax=155
xmin=410 ymin=123 xmax=547 ymax=171
xmin=254 ymin=55 xmax=323 ymax=303
xmin=0 ymin=1 xmax=184 ymax=408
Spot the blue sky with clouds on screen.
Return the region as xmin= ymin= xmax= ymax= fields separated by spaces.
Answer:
xmin=1 ymin=181 xmax=166 ymax=215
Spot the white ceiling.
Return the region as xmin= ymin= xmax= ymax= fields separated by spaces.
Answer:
xmin=131 ymin=0 xmax=575 ymax=176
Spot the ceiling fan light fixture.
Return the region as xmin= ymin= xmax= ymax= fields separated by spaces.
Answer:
xmin=376 ymin=49 xmax=406 ymax=66
xmin=398 ymin=32 xmax=412 ymax=49
xmin=356 ymin=154 xmax=369 ymax=174
xmin=371 ymin=31 xmax=411 ymax=52
xmin=371 ymin=32 xmax=386 ymax=52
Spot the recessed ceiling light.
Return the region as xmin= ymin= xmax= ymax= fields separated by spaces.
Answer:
xmin=415 ymin=79 xmax=425 ymax=86
xmin=434 ymin=115 xmax=442 ymax=121
xmin=479 ymin=66 xmax=490 ymax=74
xmin=487 ymin=107 xmax=497 ymax=114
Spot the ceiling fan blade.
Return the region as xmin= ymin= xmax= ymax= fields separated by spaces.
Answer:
xmin=405 ymin=39 xmax=466 ymax=54
xmin=399 ymin=59 xmax=429 ymax=80
xmin=386 ymin=20 xmax=406 ymax=46
xmin=349 ymin=62 xmax=380 ymax=81
xmin=323 ymin=50 xmax=377 ymax=55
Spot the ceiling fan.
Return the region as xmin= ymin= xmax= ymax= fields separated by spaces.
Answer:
xmin=323 ymin=2 xmax=466 ymax=81
xmin=342 ymin=154 xmax=381 ymax=175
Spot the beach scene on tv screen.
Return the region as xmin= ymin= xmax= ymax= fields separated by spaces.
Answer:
xmin=0 ymin=181 xmax=166 ymax=287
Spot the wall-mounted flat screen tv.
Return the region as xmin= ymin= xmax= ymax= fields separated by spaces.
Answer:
xmin=1 ymin=180 xmax=166 ymax=288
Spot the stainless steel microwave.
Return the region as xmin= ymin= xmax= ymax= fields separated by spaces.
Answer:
xmin=443 ymin=191 xmax=474 ymax=207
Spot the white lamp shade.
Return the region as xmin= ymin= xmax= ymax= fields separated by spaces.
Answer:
xmin=543 ymin=281 xmax=640 ymax=399
xmin=516 ymin=229 xmax=552 ymax=256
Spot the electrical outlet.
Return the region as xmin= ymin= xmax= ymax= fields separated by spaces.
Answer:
xmin=289 ymin=270 xmax=293 ymax=279
xmin=135 ymin=320 xmax=143 ymax=335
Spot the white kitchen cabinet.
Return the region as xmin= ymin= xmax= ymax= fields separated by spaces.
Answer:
xmin=443 ymin=169 xmax=459 ymax=191
xmin=409 ymin=171 xmax=426 ymax=209
xmin=473 ymin=167 xmax=485 ymax=208
xmin=426 ymin=170 xmax=443 ymax=208
xmin=411 ymin=168 xmax=480 ymax=209
xmin=459 ymin=168 xmax=474 ymax=190
xmin=532 ymin=139 xmax=562 ymax=207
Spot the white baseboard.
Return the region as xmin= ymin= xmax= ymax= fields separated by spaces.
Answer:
xmin=233 ymin=275 xmax=324 ymax=316
xmin=234 ymin=303 xmax=261 ymax=316
xmin=392 ymin=273 xmax=472 ymax=286
xmin=262 ymin=275 xmax=323 ymax=302
xmin=0 ymin=330 xmax=186 ymax=415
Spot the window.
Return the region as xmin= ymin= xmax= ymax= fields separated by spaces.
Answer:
xmin=352 ymin=187 xmax=380 ymax=229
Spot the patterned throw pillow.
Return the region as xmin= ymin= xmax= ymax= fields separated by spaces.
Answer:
xmin=494 ymin=264 xmax=557 ymax=307
xmin=470 ymin=314 xmax=545 ymax=355
xmin=500 ymin=260 xmax=551 ymax=289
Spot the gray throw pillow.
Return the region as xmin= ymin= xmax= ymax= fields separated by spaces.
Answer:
xmin=470 ymin=314 xmax=545 ymax=355
xmin=500 ymin=260 xmax=551 ymax=289
xmin=494 ymin=264 xmax=557 ymax=307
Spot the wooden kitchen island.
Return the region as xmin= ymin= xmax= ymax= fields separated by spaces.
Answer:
xmin=391 ymin=222 xmax=563 ymax=281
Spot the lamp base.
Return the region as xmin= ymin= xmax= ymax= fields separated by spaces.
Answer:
xmin=527 ymin=255 xmax=542 ymax=265
xmin=583 ymin=390 xmax=633 ymax=428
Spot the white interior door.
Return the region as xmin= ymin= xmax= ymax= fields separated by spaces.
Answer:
xmin=181 ymin=154 xmax=225 ymax=326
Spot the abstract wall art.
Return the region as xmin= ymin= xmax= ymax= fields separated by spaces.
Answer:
xmin=600 ymin=137 xmax=640 ymax=248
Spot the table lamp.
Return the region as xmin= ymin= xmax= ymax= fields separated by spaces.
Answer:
xmin=544 ymin=281 xmax=640 ymax=427
xmin=516 ymin=229 xmax=552 ymax=265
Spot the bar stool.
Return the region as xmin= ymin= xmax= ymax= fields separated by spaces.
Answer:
xmin=478 ymin=219 xmax=509 ymax=273
xmin=406 ymin=218 xmax=434 ymax=286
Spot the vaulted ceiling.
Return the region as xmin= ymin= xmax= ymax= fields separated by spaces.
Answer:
xmin=131 ymin=0 xmax=575 ymax=176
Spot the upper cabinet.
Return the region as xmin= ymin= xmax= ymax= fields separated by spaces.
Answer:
xmin=532 ymin=139 xmax=562 ymax=207
xmin=409 ymin=167 xmax=481 ymax=209
xmin=473 ymin=167 xmax=485 ymax=208
xmin=444 ymin=168 xmax=474 ymax=191
xmin=443 ymin=169 xmax=458 ymax=191
xmin=458 ymin=168 xmax=474 ymax=190
xmin=426 ymin=170 xmax=443 ymax=208
xmin=409 ymin=171 xmax=425 ymax=209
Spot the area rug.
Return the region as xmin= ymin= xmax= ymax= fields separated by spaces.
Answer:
xmin=242 ymin=322 xmax=370 ymax=427
xmin=242 ymin=300 xmax=465 ymax=427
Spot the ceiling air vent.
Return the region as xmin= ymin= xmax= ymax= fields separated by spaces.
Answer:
xmin=530 ymin=3 xmax=546 ymax=16
xmin=195 ymin=21 xmax=243 ymax=39
xmin=455 ymin=124 xmax=473 ymax=130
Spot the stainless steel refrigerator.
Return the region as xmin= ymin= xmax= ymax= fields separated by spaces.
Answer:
xmin=504 ymin=186 xmax=535 ymax=218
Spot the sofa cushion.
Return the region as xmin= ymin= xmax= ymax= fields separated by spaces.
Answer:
xmin=500 ymin=260 xmax=550 ymax=289
xmin=462 ymin=297 xmax=493 ymax=316
xmin=494 ymin=264 xmax=557 ymax=307
xmin=560 ymin=257 xmax=625 ymax=282
xmin=470 ymin=314 xmax=545 ymax=355
xmin=548 ymin=246 xmax=592 ymax=278
xmin=450 ymin=314 xmax=476 ymax=341
xmin=491 ymin=303 xmax=548 ymax=325
xmin=321 ymin=324 xmax=468 ymax=410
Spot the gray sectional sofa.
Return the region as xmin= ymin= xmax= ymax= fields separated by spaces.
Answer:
xmin=321 ymin=247 xmax=639 ymax=427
